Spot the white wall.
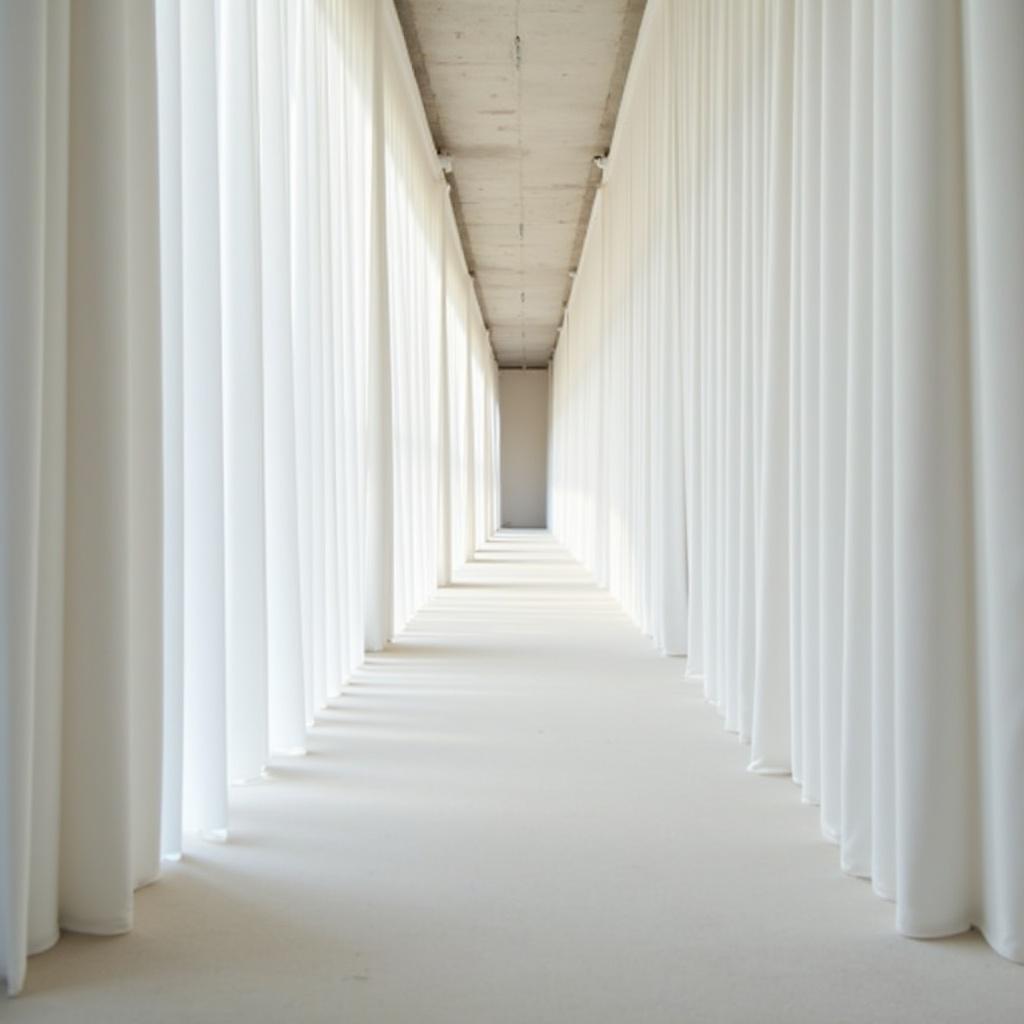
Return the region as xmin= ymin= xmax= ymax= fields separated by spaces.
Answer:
xmin=499 ymin=369 xmax=548 ymax=527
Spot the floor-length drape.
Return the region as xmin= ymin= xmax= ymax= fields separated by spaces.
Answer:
xmin=3 ymin=0 xmax=499 ymax=994
xmin=962 ymin=0 xmax=1024 ymax=961
xmin=220 ymin=0 xmax=270 ymax=786
xmin=154 ymin=0 xmax=498 ymax=837
xmin=257 ymin=0 xmax=307 ymax=759
xmin=364 ymin=0 xmax=395 ymax=652
xmin=549 ymin=0 xmax=1024 ymax=964
xmin=1 ymin=0 xmax=164 ymax=995
xmin=383 ymin=19 xmax=443 ymax=633
xmin=436 ymin=185 xmax=454 ymax=587
xmin=178 ymin=0 xmax=229 ymax=841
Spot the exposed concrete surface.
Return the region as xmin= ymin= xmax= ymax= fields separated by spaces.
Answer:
xmin=395 ymin=0 xmax=645 ymax=367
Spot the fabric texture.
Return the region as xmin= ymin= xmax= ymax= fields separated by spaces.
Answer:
xmin=0 ymin=0 xmax=498 ymax=994
xmin=549 ymin=0 xmax=1024 ymax=965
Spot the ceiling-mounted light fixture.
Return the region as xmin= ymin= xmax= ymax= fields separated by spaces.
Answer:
xmin=438 ymin=153 xmax=453 ymax=174
xmin=593 ymin=154 xmax=608 ymax=172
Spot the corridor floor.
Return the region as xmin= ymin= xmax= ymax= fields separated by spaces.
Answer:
xmin=12 ymin=532 xmax=1021 ymax=1022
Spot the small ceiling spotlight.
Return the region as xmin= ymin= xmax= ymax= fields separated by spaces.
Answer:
xmin=593 ymin=154 xmax=608 ymax=172
xmin=438 ymin=153 xmax=453 ymax=174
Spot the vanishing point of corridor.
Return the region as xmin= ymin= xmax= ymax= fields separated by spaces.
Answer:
xmin=9 ymin=534 xmax=1019 ymax=1023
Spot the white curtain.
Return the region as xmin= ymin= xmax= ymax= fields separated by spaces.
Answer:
xmin=549 ymin=0 xmax=1023 ymax=964
xmin=158 ymin=0 xmax=503 ymax=836
xmin=155 ymin=0 xmax=378 ymax=843
xmin=0 ymin=0 xmax=163 ymax=995
xmin=1 ymin=0 xmax=499 ymax=994
xmin=438 ymin=241 xmax=499 ymax=569
xmin=384 ymin=24 xmax=443 ymax=632
xmin=549 ymin=10 xmax=688 ymax=657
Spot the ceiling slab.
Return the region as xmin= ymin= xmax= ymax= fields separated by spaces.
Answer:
xmin=395 ymin=0 xmax=646 ymax=368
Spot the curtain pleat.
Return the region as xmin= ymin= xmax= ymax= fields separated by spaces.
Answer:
xmin=962 ymin=0 xmax=1024 ymax=960
xmin=180 ymin=0 xmax=229 ymax=841
xmin=549 ymin=0 xmax=1024 ymax=964
xmin=868 ymin=0 xmax=896 ymax=902
xmin=1 ymin=1 xmax=57 ymax=995
xmin=257 ymin=0 xmax=307 ymax=757
xmin=891 ymin=0 xmax=976 ymax=940
xmin=0 ymin=0 xmax=164 ymax=993
xmin=364 ymin=0 xmax=394 ymax=652
xmin=219 ymin=0 xmax=270 ymax=784
xmin=839 ymin=0 xmax=874 ymax=880
xmin=29 ymin=0 xmax=70 ymax=962
xmin=750 ymin=0 xmax=795 ymax=774
xmin=2 ymin=0 xmax=498 ymax=994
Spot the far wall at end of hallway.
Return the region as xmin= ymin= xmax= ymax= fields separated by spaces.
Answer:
xmin=499 ymin=368 xmax=549 ymax=528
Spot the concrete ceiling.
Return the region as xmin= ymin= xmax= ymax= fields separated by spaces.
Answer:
xmin=394 ymin=0 xmax=646 ymax=368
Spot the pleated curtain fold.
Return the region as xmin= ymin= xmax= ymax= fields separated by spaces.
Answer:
xmin=0 ymin=0 xmax=163 ymax=995
xmin=549 ymin=0 xmax=1024 ymax=964
xmin=6 ymin=0 xmax=1015 ymax=995
xmin=1 ymin=0 xmax=499 ymax=995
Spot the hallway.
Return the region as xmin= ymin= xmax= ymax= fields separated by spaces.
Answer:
xmin=10 ymin=534 xmax=1019 ymax=1023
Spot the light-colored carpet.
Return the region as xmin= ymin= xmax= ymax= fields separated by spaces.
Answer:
xmin=12 ymin=531 xmax=1022 ymax=1021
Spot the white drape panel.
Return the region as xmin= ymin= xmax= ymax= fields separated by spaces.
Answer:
xmin=549 ymin=0 xmax=1023 ymax=963
xmin=3 ymin=0 xmax=498 ymax=994
xmin=383 ymin=27 xmax=442 ymax=632
xmin=155 ymin=0 xmax=185 ymax=860
xmin=439 ymin=252 xmax=497 ymax=569
xmin=962 ymin=0 xmax=1024 ymax=960
xmin=462 ymin=308 xmax=478 ymax=564
xmin=451 ymin=274 xmax=471 ymax=562
xmin=481 ymin=350 xmax=501 ymax=541
xmin=157 ymin=0 xmax=496 ymax=829
xmin=0 ymin=0 xmax=163 ymax=995
xmin=156 ymin=0 xmax=378 ymax=841
xmin=432 ymin=202 xmax=501 ymax=579
xmin=444 ymin=246 xmax=469 ymax=572
xmin=179 ymin=0 xmax=230 ymax=840
xmin=257 ymin=0 xmax=307 ymax=759
xmin=364 ymin=0 xmax=394 ymax=652
xmin=550 ymin=8 xmax=688 ymax=657
xmin=466 ymin=316 xmax=492 ymax=555
xmin=219 ymin=0 xmax=269 ymax=786
xmin=436 ymin=186 xmax=455 ymax=586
